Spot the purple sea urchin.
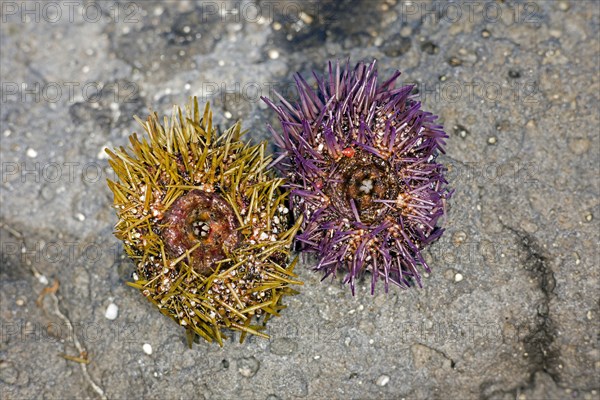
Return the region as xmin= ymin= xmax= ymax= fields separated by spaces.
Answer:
xmin=106 ymin=98 xmax=302 ymax=345
xmin=263 ymin=60 xmax=451 ymax=294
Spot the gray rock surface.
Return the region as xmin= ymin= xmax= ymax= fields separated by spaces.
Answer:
xmin=1 ymin=1 xmax=598 ymax=399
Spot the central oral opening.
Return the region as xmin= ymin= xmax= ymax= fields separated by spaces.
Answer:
xmin=359 ymin=179 xmax=374 ymax=194
xmin=192 ymin=220 xmax=211 ymax=238
xmin=343 ymin=165 xmax=385 ymax=211
xmin=160 ymin=190 xmax=240 ymax=275
xmin=327 ymin=150 xmax=399 ymax=221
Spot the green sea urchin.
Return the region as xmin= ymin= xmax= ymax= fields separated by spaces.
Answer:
xmin=106 ymin=98 xmax=302 ymax=346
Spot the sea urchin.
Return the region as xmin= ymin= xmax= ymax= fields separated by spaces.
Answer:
xmin=106 ymin=98 xmax=302 ymax=345
xmin=263 ymin=60 xmax=451 ymax=295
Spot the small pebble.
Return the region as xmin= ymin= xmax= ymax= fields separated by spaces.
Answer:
xmin=568 ymin=137 xmax=591 ymax=155
xmin=268 ymin=49 xmax=280 ymax=60
xmin=237 ymin=356 xmax=260 ymax=378
xmin=488 ymin=137 xmax=497 ymax=145
xmin=143 ymin=343 xmax=153 ymax=355
xmin=454 ymin=273 xmax=464 ymax=282
xmin=299 ymin=11 xmax=313 ymax=24
xmin=376 ymin=375 xmax=390 ymax=386
xmin=105 ymin=303 xmax=119 ymax=320
xmin=448 ymin=57 xmax=462 ymax=67
xmin=75 ymin=213 xmax=86 ymax=222
xmin=26 ymin=148 xmax=38 ymax=158
xmin=453 ymin=231 xmax=467 ymax=245
xmin=38 ymin=275 xmax=49 ymax=285
xmin=453 ymin=125 xmax=469 ymax=139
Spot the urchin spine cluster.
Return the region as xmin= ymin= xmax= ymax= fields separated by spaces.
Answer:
xmin=107 ymin=98 xmax=301 ymax=345
xmin=263 ymin=60 xmax=451 ymax=294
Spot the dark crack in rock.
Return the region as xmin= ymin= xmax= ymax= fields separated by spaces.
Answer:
xmin=491 ymin=225 xmax=562 ymax=399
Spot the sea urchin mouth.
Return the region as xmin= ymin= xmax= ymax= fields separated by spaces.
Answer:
xmin=329 ymin=150 xmax=399 ymax=221
xmin=160 ymin=189 xmax=240 ymax=275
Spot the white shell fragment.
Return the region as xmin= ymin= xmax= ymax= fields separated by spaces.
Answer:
xmin=376 ymin=374 xmax=390 ymax=386
xmin=143 ymin=343 xmax=153 ymax=355
xmin=105 ymin=303 xmax=119 ymax=320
